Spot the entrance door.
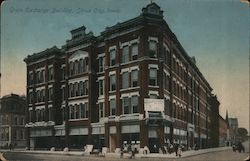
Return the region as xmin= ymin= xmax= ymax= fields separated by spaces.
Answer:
xmin=148 ymin=129 xmax=159 ymax=153
xmin=109 ymin=134 xmax=116 ymax=152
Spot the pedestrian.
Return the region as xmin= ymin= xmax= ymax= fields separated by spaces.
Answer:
xmin=177 ymin=145 xmax=182 ymax=157
xmin=174 ymin=143 xmax=178 ymax=156
xmin=131 ymin=144 xmax=135 ymax=158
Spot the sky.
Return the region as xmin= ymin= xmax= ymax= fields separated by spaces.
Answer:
xmin=1 ymin=0 xmax=249 ymax=130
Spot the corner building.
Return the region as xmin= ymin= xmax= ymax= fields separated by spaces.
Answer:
xmin=24 ymin=3 xmax=215 ymax=152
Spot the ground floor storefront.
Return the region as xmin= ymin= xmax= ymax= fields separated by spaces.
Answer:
xmin=27 ymin=121 xmax=209 ymax=153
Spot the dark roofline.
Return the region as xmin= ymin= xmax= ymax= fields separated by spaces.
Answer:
xmin=70 ymin=25 xmax=86 ymax=34
xmin=24 ymin=46 xmax=63 ymax=63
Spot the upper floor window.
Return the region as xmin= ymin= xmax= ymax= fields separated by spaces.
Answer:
xmin=99 ymin=79 xmax=104 ymax=96
xmin=131 ymin=43 xmax=138 ymax=60
xmin=109 ymin=49 xmax=116 ymax=66
xmin=131 ymin=70 xmax=139 ymax=87
xmin=99 ymin=102 xmax=105 ymax=119
xmin=29 ymin=72 xmax=34 ymax=85
xmin=61 ymin=66 xmax=65 ymax=80
xmin=80 ymin=103 xmax=88 ymax=118
xmin=122 ymin=97 xmax=129 ymax=114
xmin=122 ymin=95 xmax=139 ymax=114
xmin=29 ymin=91 xmax=33 ymax=104
xmin=48 ymin=87 xmax=53 ymax=101
xmin=149 ymin=41 xmax=157 ymax=58
xmin=98 ymin=56 xmax=105 ymax=72
xmin=110 ymin=99 xmax=116 ymax=116
xmin=48 ymin=67 xmax=53 ymax=81
xmin=121 ymin=46 xmax=129 ymax=63
xmin=122 ymin=72 xmax=129 ymax=89
xmin=149 ymin=68 xmax=157 ymax=86
xmin=110 ymin=74 xmax=116 ymax=91
xmin=61 ymin=87 xmax=65 ymax=101
xmin=131 ymin=96 xmax=139 ymax=113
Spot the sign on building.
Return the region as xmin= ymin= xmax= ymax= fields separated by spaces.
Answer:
xmin=144 ymin=98 xmax=164 ymax=112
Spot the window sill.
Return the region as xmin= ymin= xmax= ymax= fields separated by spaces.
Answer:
xmin=69 ymin=118 xmax=88 ymax=121
xmin=120 ymin=87 xmax=140 ymax=91
xmin=148 ymin=85 xmax=159 ymax=88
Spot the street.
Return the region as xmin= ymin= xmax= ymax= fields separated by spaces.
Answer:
xmin=2 ymin=141 xmax=249 ymax=161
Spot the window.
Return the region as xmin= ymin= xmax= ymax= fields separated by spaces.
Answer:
xmin=98 ymin=57 xmax=104 ymax=72
xmin=20 ymin=130 xmax=24 ymax=140
xmin=131 ymin=96 xmax=139 ymax=113
xmin=70 ymin=62 xmax=74 ymax=76
xmin=99 ymin=102 xmax=105 ymax=118
xmin=41 ymin=109 xmax=45 ymax=121
xmin=48 ymin=87 xmax=53 ymax=101
xmin=75 ymin=104 xmax=79 ymax=119
xmin=80 ymin=103 xmax=88 ymax=118
xmin=122 ymin=72 xmax=129 ymax=89
xmin=79 ymin=59 xmax=84 ymax=73
xmin=20 ymin=117 xmax=25 ymax=125
xmin=69 ymin=105 xmax=74 ymax=119
xmin=36 ymin=90 xmax=40 ymax=102
xmin=14 ymin=117 xmax=18 ymax=125
xmin=74 ymin=83 xmax=79 ymax=96
xmin=84 ymin=80 xmax=88 ymax=95
xmin=40 ymin=70 xmax=45 ymax=82
xmin=29 ymin=72 xmax=34 ymax=85
xmin=122 ymin=46 xmax=129 ymax=63
xmin=131 ymin=70 xmax=138 ymax=87
xmin=29 ymin=92 xmax=33 ymax=104
xmin=61 ymin=66 xmax=65 ymax=80
xmin=79 ymin=81 xmax=84 ymax=96
xmin=99 ymin=79 xmax=104 ymax=95
xmin=149 ymin=41 xmax=157 ymax=58
xmin=110 ymin=99 xmax=116 ymax=116
xmin=29 ymin=110 xmax=32 ymax=122
xmin=122 ymin=97 xmax=129 ymax=114
xmin=110 ymin=49 xmax=116 ymax=66
xmin=149 ymin=68 xmax=157 ymax=86
xmin=131 ymin=43 xmax=138 ymax=60
xmin=110 ymin=74 xmax=116 ymax=91
xmin=61 ymin=87 xmax=65 ymax=101
xmin=41 ymin=89 xmax=45 ymax=102
xmin=69 ymin=84 xmax=74 ymax=97
xmin=36 ymin=71 xmax=40 ymax=83
xmin=48 ymin=67 xmax=53 ymax=81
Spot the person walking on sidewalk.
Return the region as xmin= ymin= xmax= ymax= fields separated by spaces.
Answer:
xmin=174 ymin=143 xmax=178 ymax=156
xmin=177 ymin=145 xmax=182 ymax=157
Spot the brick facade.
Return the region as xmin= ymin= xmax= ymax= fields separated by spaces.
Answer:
xmin=24 ymin=2 xmax=218 ymax=152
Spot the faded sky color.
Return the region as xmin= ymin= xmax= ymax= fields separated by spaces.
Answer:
xmin=1 ymin=0 xmax=249 ymax=130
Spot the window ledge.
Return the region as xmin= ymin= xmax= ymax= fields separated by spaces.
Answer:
xmin=148 ymin=85 xmax=159 ymax=88
xmin=69 ymin=118 xmax=88 ymax=121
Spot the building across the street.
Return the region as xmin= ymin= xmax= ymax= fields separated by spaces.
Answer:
xmin=219 ymin=115 xmax=228 ymax=147
xmin=24 ymin=2 xmax=219 ymax=152
xmin=228 ymin=117 xmax=239 ymax=144
xmin=0 ymin=94 xmax=26 ymax=148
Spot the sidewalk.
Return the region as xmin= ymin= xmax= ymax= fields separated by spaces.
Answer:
xmin=0 ymin=146 xmax=232 ymax=159
xmin=138 ymin=146 xmax=231 ymax=159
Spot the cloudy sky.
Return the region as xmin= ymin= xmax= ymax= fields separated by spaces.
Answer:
xmin=1 ymin=0 xmax=249 ymax=130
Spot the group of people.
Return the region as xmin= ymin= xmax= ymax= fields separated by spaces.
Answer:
xmin=121 ymin=143 xmax=139 ymax=159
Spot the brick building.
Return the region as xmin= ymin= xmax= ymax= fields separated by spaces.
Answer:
xmin=219 ymin=115 xmax=228 ymax=147
xmin=24 ymin=2 xmax=217 ymax=152
xmin=0 ymin=94 xmax=26 ymax=148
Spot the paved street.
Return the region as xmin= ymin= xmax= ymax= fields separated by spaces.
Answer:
xmin=2 ymin=141 xmax=249 ymax=161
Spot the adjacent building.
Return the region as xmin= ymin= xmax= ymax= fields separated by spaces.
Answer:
xmin=0 ymin=94 xmax=26 ymax=148
xmin=219 ymin=115 xmax=228 ymax=147
xmin=228 ymin=118 xmax=239 ymax=144
xmin=209 ymin=95 xmax=220 ymax=148
xmin=24 ymin=2 xmax=218 ymax=152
